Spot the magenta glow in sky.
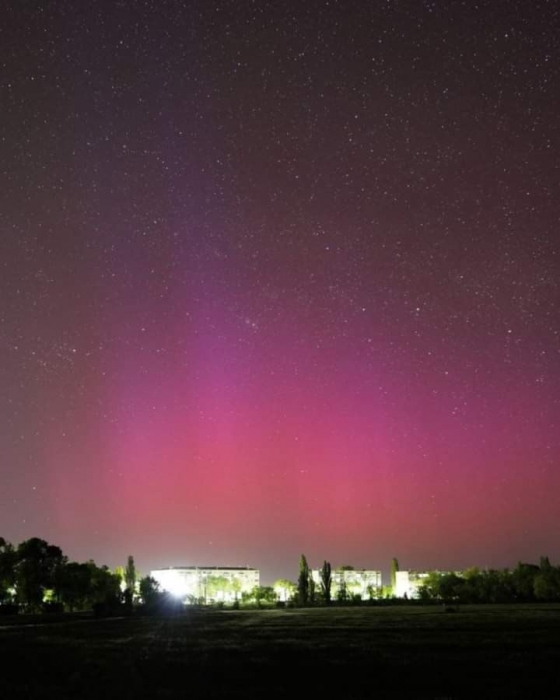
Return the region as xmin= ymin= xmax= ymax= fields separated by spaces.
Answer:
xmin=1 ymin=0 xmax=559 ymax=583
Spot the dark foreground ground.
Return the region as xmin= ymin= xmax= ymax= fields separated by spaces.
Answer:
xmin=1 ymin=604 xmax=560 ymax=699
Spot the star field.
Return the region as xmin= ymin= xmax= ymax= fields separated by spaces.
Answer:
xmin=1 ymin=0 xmax=559 ymax=583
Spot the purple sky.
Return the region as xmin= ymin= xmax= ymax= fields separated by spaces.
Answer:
xmin=1 ymin=0 xmax=559 ymax=584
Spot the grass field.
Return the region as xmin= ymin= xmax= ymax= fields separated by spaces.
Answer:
xmin=1 ymin=604 xmax=559 ymax=699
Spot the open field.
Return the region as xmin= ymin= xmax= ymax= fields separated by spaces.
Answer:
xmin=1 ymin=605 xmax=560 ymax=699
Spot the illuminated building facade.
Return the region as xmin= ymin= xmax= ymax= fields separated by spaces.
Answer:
xmin=395 ymin=570 xmax=431 ymax=598
xmin=150 ymin=566 xmax=259 ymax=603
xmin=395 ymin=570 xmax=461 ymax=598
xmin=311 ymin=568 xmax=382 ymax=599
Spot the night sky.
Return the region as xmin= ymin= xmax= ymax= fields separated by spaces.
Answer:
xmin=1 ymin=0 xmax=559 ymax=584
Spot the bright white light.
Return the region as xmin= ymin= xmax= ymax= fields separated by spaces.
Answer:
xmin=154 ymin=570 xmax=190 ymax=598
xmin=151 ymin=567 xmax=260 ymax=604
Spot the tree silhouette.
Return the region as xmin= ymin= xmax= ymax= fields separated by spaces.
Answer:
xmin=139 ymin=576 xmax=161 ymax=607
xmin=390 ymin=557 xmax=399 ymax=593
xmin=320 ymin=561 xmax=332 ymax=604
xmin=15 ymin=538 xmax=66 ymax=610
xmin=124 ymin=555 xmax=136 ymax=593
xmin=55 ymin=562 xmax=93 ymax=611
xmin=0 ymin=538 xmax=16 ymax=603
xmin=298 ymin=554 xmax=310 ymax=606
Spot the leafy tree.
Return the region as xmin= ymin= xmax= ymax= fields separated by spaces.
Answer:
xmin=0 ymin=538 xmax=17 ymax=603
xmin=15 ymin=538 xmax=66 ymax=610
xmin=139 ymin=575 xmax=160 ymax=598
xmin=205 ymin=575 xmax=230 ymax=601
xmin=417 ymin=568 xmax=536 ymax=605
xmin=274 ymin=579 xmax=296 ymax=602
xmin=90 ymin=563 xmax=122 ymax=604
xmin=308 ymin=571 xmax=316 ymax=604
xmin=380 ymin=585 xmax=393 ymax=598
xmin=437 ymin=573 xmax=464 ymax=603
xmin=337 ymin=565 xmax=355 ymax=571
xmin=534 ymin=566 xmax=560 ymax=601
xmin=461 ymin=567 xmax=484 ymax=603
xmin=240 ymin=586 xmax=276 ymax=606
xmin=230 ymin=575 xmax=242 ymax=601
xmin=511 ymin=562 xmax=539 ymax=602
xmin=139 ymin=576 xmax=161 ymax=605
xmin=336 ymin=579 xmax=348 ymax=603
xmin=253 ymin=586 xmax=277 ymax=606
xmin=124 ymin=555 xmax=136 ymax=593
xmin=55 ymin=562 xmax=94 ymax=611
xmin=319 ymin=561 xmax=332 ymax=604
xmin=114 ymin=566 xmax=125 ymax=586
xmin=297 ymin=555 xmax=310 ymax=606
xmin=52 ymin=559 xmax=120 ymax=611
xmin=390 ymin=557 xmax=399 ymax=593
xmin=483 ymin=569 xmax=515 ymax=603
xmin=418 ymin=571 xmax=445 ymax=600
xmin=219 ymin=575 xmax=233 ymax=599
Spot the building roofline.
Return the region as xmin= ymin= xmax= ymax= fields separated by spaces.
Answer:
xmin=151 ymin=566 xmax=258 ymax=572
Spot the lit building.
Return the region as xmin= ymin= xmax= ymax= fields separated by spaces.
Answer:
xmin=150 ymin=566 xmax=259 ymax=603
xmin=395 ymin=570 xmax=431 ymax=598
xmin=394 ymin=570 xmax=460 ymax=598
xmin=311 ymin=568 xmax=382 ymax=599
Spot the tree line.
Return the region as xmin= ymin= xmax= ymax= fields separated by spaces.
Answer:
xmin=292 ymin=556 xmax=378 ymax=605
xmin=414 ymin=558 xmax=560 ymax=604
xmin=2 ymin=536 xmax=559 ymax=613
xmin=0 ymin=536 xmax=143 ymax=614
